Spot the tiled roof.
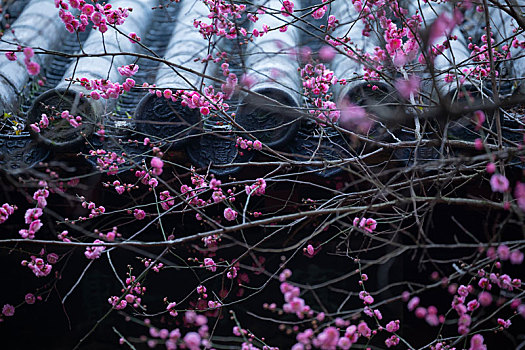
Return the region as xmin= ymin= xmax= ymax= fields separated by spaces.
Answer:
xmin=0 ymin=0 xmax=523 ymax=175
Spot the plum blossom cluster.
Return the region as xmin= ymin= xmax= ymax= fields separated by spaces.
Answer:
xmin=5 ymin=47 xmax=41 ymax=76
xmin=293 ymin=312 xmax=386 ymax=348
xmin=29 ymin=114 xmax=49 ymax=133
xmin=150 ymin=156 xmax=164 ymax=176
xmin=78 ymin=197 xmax=106 ymax=220
xmin=34 ymin=185 xmax=50 ymax=208
xmin=245 ymin=178 xmax=267 ymax=196
xmin=55 ymin=0 xmax=131 ymax=34
xmin=30 ymin=110 xmax=81 ymax=133
xmin=486 ymin=244 xmax=524 ymax=264
xmin=142 ymin=258 xmax=164 ymax=272
xmin=273 ymin=267 xmax=406 ymax=349
xmin=236 ymin=137 xmax=263 ymax=152
xmin=159 ymin=190 xmax=175 ymax=209
xmin=352 ymin=216 xmax=377 ymax=233
xmin=117 ymin=64 xmax=139 ymax=77
xmin=97 ymin=226 xmax=121 ymax=242
xmin=374 ymin=4 xmax=419 ymax=66
xmin=486 ymin=174 xmax=525 ymax=213
xmin=202 ymin=234 xmax=221 ymax=250
xmin=301 ymin=63 xmax=340 ymax=124
xmin=322 ymin=0 xmax=411 ymax=80
xmin=359 ymin=290 xmax=375 ymax=306
xmin=25 ymin=47 xmax=40 ymax=76
xmin=279 ymin=269 xmax=314 ymax=320
xmin=326 ymin=0 xmax=422 ymax=88
xmin=207 ymin=300 xmax=222 ymax=309
xmin=166 ymin=301 xmax=178 ymax=317
xmin=280 ymin=0 xmax=294 ymax=17
xmin=147 ymin=84 xmax=229 ymax=117
xmin=89 ymin=148 xmax=127 ymax=175
xmin=60 ymin=110 xmax=82 ymax=128
xmin=359 ymin=272 xmax=390 ymax=324
xmin=467 ymin=33 xmax=506 ymax=80
xmin=76 ymin=76 xmax=136 ymax=100
xmin=19 ymin=186 xmax=49 ymax=239
xmin=311 ymin=0 xmax=328 ymax=20
xmin=221 ymin=67 xmax=238 ymax=99
xmin=451 ymin=280 xmax=511 ymax=335
xmin=209 ymin=178 xmax=226 ymax=203
xmin=226 ymin=264 xmax=239 ymax=279
xmin=84 ymin=239 xmax=106 ymax=259
xmin=405 ymin=294 xmax=444 ymax=327
xmin=193 ymin=0 xmax=249 ymax=39
xmin=401 ymin=249 xmax=524 ymax=339
xmin=181 ymin=86 xmax=228 ymax=116
xmin=478 ymin=268 xmax=522 ymax=292
xmin=57 ymin=230 xmax=71 ymax=242
xmin=19 ymin=208 xmax=43 ymax=239
xmin=0 ymin=203 xmax=16 ymax=224
xmin=21 ymin=255 xmax=52 ymax=277
xmin=133 ymin=164 xmax=165 ymax=190
xmin=203 ymin=257 xmax=217 ymax=272
xmin=157 ymin=171 xmax=242 ymax=223
xmin=104 ymin=179 xmax=134 ymax=195
xmin=108 ymin=272 xmax=146 ymax=310
xmin=132 ymin=314 xmax=210 ymax=350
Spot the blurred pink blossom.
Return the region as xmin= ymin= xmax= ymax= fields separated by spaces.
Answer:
xmin=319 ymin=45 xmax=336 ymax=62
xmin=395 ymin=75 xmax=420 ymax=99
xmin=339 ymin=103 xmax=372 ymax=134
xmin=490 ymin=174 xmax=509 ymax=193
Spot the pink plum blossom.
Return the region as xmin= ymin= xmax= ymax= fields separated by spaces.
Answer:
xmin=386 ymin=320 xmax=400 ymax=332
xmin=85 ymin=239 xmax=106 ymax=259
xmin=312 ymin=326 xmax=339 ymax=349
xmin=26 ymin=61 xmax=41 ymax=76
xmin=117 ymin=64 xmax=139 ymax=77
xmin=395 ymin=75 xmax=420 ymax=99
xmin=183 ymin=332 xmax=201 ymax=350
xmin=510 ymin=250 xmax=524 ymax=265
xmin=407 ymin=296 xmax=420 ymax=311
xmin=469 ymin=334 xmax=487 ymax=350
xmin=473 ymin=110 xmax=485 ymax=131
xmin=128 ymin=32 xmax=141 ymax=43
xmin=340 ymin=104 xmax=372 ymax=134
xmin=428 ymin=11 xmax=460 ymax=46
xmin=319 ymin=45 xmax=336 ymax=62
xmin=2 ymin=304 xmax=14 ymax=316
xmin=490 ymin=174 xmax=509 ymax=192
xmin=204 ymin=258 xmax=217 ymax=272
xmin=224 ymin=207 xmax=237 ymax=221
xmin=5 ymin=52 xmax=17 ymax=61
xmin=25 ymin=293 xmax=36 ymax=305
xmin=514 ymin=182 xmax=525 ymax=212
xmin=134 ymin=209 xmax=146 ymax=220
